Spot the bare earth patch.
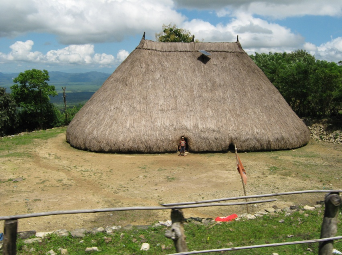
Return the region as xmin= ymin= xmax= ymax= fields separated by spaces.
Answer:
xmin=1 ymin=132 xmax=341 ymax=232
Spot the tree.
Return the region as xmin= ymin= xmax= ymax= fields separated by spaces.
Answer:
xmin=156 ymin=24 xmax=195 ymax=42
xmin=0 ymin=87 xmax=18 ymax=136
xmin=250 ymin=50 xmax=342 ymax=117
xmin=11 ymin=69 xmax=58 ymax=130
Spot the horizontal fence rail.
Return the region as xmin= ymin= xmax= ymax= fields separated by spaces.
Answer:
xmin=1 ymin=190 xmax=341 ymax=255
xmin=0 ymin=199 xmax=276 ymax=221
xmin=169 ymin=236 xmax=342 ymax=255
xmin=162 ymin=189 xmax=342 ymax=206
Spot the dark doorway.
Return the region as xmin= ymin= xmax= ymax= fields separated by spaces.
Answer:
xmin=180 ymin=136 xmax=189 ymax=152
xmin=228 ymin=143 xmax=235 ymax=152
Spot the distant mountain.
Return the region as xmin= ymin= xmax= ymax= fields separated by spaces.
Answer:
xmin=49 ymin=71 xmax=110 ymax=84
xmin=0 ymin=71 xmax=111 ymax=88
xmin=0 ymin=72 xmax=16 ymax=86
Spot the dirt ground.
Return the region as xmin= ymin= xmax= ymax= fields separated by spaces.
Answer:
xmin=1 ymin=132 xmax=341 ymax=232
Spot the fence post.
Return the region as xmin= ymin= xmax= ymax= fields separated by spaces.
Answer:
xmin=319 ymin=192 xmax=341 ymax=255
xmin=3 ymin=219 xmax=18 ymax=255
xmin=165 ymin=209 xmax=188 ymax=253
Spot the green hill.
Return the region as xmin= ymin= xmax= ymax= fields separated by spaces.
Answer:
xmin=0 ymin=71 xmax=110 ymax=92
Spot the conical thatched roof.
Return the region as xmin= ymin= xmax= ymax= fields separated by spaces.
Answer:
xmin=66 ymin=36 xmax=310 ymax=153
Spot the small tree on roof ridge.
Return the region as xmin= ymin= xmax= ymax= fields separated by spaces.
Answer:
xmin=156 ymin=23 xmax=195 ymax=42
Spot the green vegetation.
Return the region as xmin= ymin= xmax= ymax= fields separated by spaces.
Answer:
xmin=250 ymin=50 xmax=342 ymax=117
xmin=0 ymin=69 xmax=85 ymax=136
xmin=156 ymin=23 xmax=195 ymax=42
xmin=0 ymin=127 xmax=66 ymax=154
xmin=16 ymin=209 xmax=342 ymax=254
xmin=11 ymin=69 xmax=58 ymax=131
xmin=0 ymin=87 xmax=17 ymax=136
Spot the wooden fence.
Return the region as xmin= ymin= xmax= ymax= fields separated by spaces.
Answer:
xmin=1 ymin=190 xmax=341 ymax=255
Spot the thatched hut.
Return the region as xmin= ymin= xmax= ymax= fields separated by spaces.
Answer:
xmin=66 ymin=36 xmax=310 ymax=153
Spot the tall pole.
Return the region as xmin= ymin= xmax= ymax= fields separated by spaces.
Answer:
xmin=235 ymin=145 xmax=249 ymax=213
xmin=62 ymin=87 xmax=67 ymax=124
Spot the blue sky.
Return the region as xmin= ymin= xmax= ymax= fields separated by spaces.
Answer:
xmin=0 ymin=0 xmax=341 ymax=74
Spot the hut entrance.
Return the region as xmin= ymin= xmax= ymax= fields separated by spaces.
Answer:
xmin=179 ymin=136 xmax=189 ymax=152
xmin=228 ymin=143 xmax=235 ymax=152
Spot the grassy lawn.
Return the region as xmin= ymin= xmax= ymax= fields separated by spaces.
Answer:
xmin=16 ymin=209 xmax=342 ymax=254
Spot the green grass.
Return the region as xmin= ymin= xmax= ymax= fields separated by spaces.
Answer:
xmin=16 ymin=209 xmax=342 ymax=254
xmin=0 ymin=152 xmax=32 ymax=158
xmin=0 ymin=127 xmax=66 ymax=153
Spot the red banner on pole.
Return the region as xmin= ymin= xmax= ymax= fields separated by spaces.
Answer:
xmin=236 ymin=153 xmax=247 ymax=185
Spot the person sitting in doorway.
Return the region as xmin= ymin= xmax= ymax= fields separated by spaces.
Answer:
xmin=179 ymin=136 xmax=186 ymax=156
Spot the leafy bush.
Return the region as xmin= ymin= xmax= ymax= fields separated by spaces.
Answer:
xmin=0 ymin=87 xmax=18 ymax=136
xmin=250 ymin=50 xmax=342 ymax=117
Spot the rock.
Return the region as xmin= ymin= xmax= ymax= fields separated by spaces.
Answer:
xmin=54 ymin=229 xmax=69 ymax=237
xmin=24 ymin=238 xmax=42 ymax=244
xmin=135 ymin=225 xmax=150 ymax=230
xmin=97 ymin=227 xmax=105 ymax=232
xmin=265 ymin=207 xmax=275 ymax=213
xmin=283 ymin=207 xmax=292 ymax=213
xmin=256 ymin=211 xmax=267 ymax=215
xmin=90 ymin=227 xmax=105 ymax=234
xmin=245 ymin=214 xmax=256 ymax=220
xmin=71 ymin=229 xmax=88 ymax=238
xmin=36 ymin=232 xmax=53 ymax=238
xmin=105 ymin=226 xmax=121 ymax=234
xmin=46 ymin=250 xmax=56 ymax=255
xmin=103 ymin=237 xmax=112 ymax=243
xmin=59 ymin=248 xmax=68 ymax=255
xmin=202 ymin=218 xmax=213 ymax=225
xmin=158 ymin=220 xmax=172 ymax=227
xmin=290 ymin=205 xmax=299 ymax=210
xmin=18 ymin=230 xmax=36 ymax=239
xmin=12 ymin=177 xmax=24 ymax=182
xmin=188 ymin=217 xmax=203 ymax=222
xmin=123 ymin=224 xmax=133 ymax=230
xmin=105 ymin=226 xmax=113 ymax=233
xmin=303 ymin=205 xmax=315 ymax=211
xmin=279 ymin=219 xmax=285 ymax=223
xmin=140 ymin=243 xmax=150 ymax=251
xmin=85 ymin=247 xmax=100 ymax=252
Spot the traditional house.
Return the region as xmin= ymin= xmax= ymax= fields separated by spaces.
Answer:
xmin=66 ymin=35 xmax=310 ymax=152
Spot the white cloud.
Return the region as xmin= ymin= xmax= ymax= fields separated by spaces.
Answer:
xmin=314 ymin=37 xmax=342 ymax=62
xmin=0 ymin=40 xmax=128 ymax=67
xmin=303 ymin=42 xmax=317 ymax=52
xmin=46 ymin=45 xmax=96 ymax=64
xmin=183 ymin=13 xmax=304 ymax=49
xmin=6 ymin=40 xmax=44 ymax=62
xmin=0 ymin=0 xmax=185 ymax=44
xmin=117 ymin=50 xmax=129 ymax=62
xmin=93 ymin=53 xmax=115 ymax=66
xmin=174 ymin=0 xmax=342 ymax=18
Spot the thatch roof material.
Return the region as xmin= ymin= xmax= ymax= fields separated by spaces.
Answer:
xmin=66 ymin=37 xmax=310 ymax=153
